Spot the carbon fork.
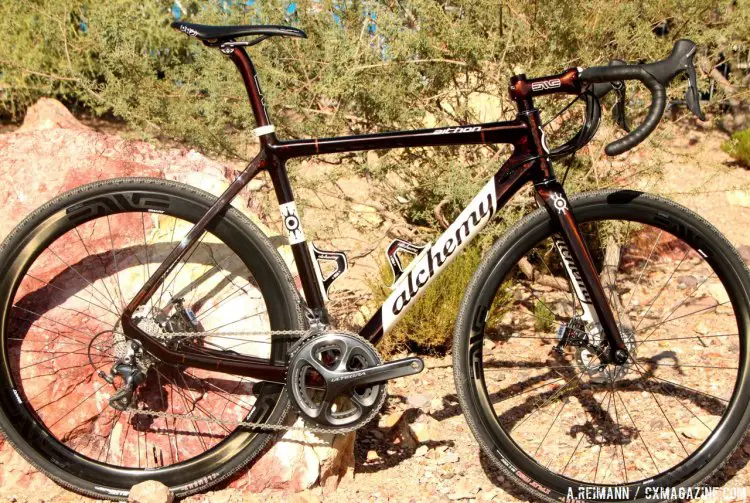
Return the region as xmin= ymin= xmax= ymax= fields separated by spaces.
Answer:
xmin=534 ymin=179 xmax=629 ymax=364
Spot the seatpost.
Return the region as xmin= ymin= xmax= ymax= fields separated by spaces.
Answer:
xmin=226 ymin=46 xmax=277 ymax=147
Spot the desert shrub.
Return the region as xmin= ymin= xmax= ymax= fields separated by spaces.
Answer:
xmin=2 ymin=0 xmax=748 ymax=352
xmin=722 ymin=129 xmax=750 ymax=167
xmin=534 ymin=300 xmax=556 ymax=332
xmin=370 ymin=245 xmax=512 ymax=354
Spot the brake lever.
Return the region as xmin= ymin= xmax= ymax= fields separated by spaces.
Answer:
xmin=685 ymin=63 xmax=706 ymax=121
xmin=612 ymin=81 xmax=631 ymax=132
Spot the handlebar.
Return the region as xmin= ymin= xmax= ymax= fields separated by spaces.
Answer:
xmin=579 ymin=39 xmax=704 ymax=155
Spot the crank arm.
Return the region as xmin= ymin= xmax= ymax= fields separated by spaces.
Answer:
xmin=334 ymin=356 xmax=424 ymax=390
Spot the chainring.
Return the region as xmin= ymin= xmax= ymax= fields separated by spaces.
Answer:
xmin=286 ymin=331 xmax=387 ymax=430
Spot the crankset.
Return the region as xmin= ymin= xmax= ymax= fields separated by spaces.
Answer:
xmin=287 ymin=332 xmax=424 ymax=430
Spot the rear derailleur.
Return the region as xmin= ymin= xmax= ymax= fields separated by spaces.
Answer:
xmin=98 ymin=340 xmax=147 ymax=411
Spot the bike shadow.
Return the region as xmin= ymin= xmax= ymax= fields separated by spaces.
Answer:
xmin=354 ymin=397 xmax=455 ymax=474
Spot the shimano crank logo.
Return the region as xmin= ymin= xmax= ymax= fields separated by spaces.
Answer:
xmin=531 ymin=78 xmax=561 ymax=92
xmin=331 ymin=371 xmax=366 ymax=382
xmin=433 ymin=126 xmax=481 ymax=135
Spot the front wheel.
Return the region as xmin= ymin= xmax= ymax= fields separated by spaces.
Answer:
xmin=454 ymin=190 xmax=750 ymax=502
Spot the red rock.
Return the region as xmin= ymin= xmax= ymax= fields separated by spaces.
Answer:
xmin=18 ymin=98 xmax=90 ymax=133
xmin=129 ymin=480 xmax=174 ymax=503
xmin=0 ymin=99 xmax=340 ymax=499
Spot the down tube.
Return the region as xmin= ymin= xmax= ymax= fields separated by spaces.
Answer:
xmin=362 ymin=167 xmax=531 ymax=343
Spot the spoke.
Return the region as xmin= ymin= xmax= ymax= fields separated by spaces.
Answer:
xmin=141 ymin=213 xmax=154 ymax=312
xmin=561 ymin=389 xmax=611 ymax=476
xmin=494 ymin=376 xmax=567 ymax=404
xmin=593 ymin=390 xmax=615 ymax=484
xmin=636 ymin=301 xmax=730 ymax=348
xmin=9 ymin=338 xmax=88 ymax=348
xmin=637 ymin=366 xmax=691 ymax=457
xmin=635 ymin=361 xmax=737 ymax=370
xmin=18 ymin=345 xmax=113 ymax=370
xmin=610 ymin=378 xmax=628 ymax=484
xmin=194 ymin=274 xmax=254 ymax=323
xmin=99 ymin=409 xmax=124 ymax=463
xmin=182 ymin=370 xmax=258 ymax=414
xmin=25 ymin=273 xmax=118 ymax=317
xmin=640 ymin=333 xmax=737 ymax=342
xmin=533 ymin=395 xmax=568 ymax=457
xmin=154 ymin=371 xmax=177 ymax=464
xmin=74 ymin=226 xmax=120 ymax=313
xmin=7 ymin=323 xmax=88 ymax=348
xmin=46 ymin=381 xmax=109 ymax=429
xmin=106 ymin=215 xmax=127 ymax=309
xmin=527 ymin=290 xmax=563 ymax=325
xmin=155 ymin=217 xmax=178 ymax=313
xmin=206 ymin=310 xmax=269 ymax=333
xmin=631 ymin=362 xmax=722 ymax=436
xmin=633 ymin=249 xmax=690 ymax=332
xmin=625 ymin=230 xmax=663 ymax=312
xmin=638 ymin=371 xmax=730 ymax=403
xmin=512 ymin=364 xmax=592 ymax=434
xmin=11 ymin=306 xmax=98 ymax=341
xmin=46 ymin=247 xmax=119 ymax=315
xmin=155 ymin=369 xmax=210 ymax=452
xmin=158 ymin=233 xmax=208 ymax=308
xmin=616 ymin=390 xmax=660 ymax=475
xmin=177 ymin=372 xmax=224 ymax=438
xmin=484 ymin=363 xmax=588 ymax=371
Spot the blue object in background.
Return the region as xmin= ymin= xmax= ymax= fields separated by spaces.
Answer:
xmin=167 ymin=1 xmax=379 ymax=39
xmin=171 ymin=1 xmax=183 ymax=20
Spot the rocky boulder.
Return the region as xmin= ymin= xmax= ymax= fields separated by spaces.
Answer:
xmin=0 ymin=99 xmax=354 ymax=500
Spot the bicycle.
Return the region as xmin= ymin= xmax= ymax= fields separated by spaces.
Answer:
xmin=0 ymin=20 xmax=746 ymax=502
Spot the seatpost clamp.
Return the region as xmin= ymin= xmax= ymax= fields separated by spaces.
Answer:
xmin=253 ymin=125 xmax=276 ymax=137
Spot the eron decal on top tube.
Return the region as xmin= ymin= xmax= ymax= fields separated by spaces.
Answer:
xmin=381 ymin=179 xmax=497 ymax=331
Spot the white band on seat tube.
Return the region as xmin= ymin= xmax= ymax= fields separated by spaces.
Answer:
xmin=253 ymin=125 xmax=276 ymax=137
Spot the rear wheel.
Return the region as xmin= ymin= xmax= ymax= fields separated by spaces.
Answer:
xmin=0 ymin=178 xmax=303 ymax=499
xmin=454 ymin=190 xmax=750 ymax=502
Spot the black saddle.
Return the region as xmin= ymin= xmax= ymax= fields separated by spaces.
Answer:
xmin=171 ymin=22 xmax=306 ymax=45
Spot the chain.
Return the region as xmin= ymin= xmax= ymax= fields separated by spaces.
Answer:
xmin=121 ymin=324 xmax=362 ymax=435
xmin=123 ymin=406 xmax=360 ymax=435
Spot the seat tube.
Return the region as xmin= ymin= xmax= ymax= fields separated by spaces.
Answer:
xmin=267 ymin=156 xmax=329 ymax=322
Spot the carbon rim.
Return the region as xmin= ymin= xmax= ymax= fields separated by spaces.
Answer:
xmin=0 ymin=181 xmax=300 ymax=492
xmin=461 ymin=194 xmax=750 ymax=498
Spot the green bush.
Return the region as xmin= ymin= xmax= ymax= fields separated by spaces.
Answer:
xmin=722 ymin=129 xmax=750 ymax=167
xmin=370 ymin=245 xmax=511 ymax=354
xmin=3 ymin=0 xmax=747 ymax=353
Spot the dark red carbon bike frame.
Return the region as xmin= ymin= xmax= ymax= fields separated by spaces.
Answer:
xmin=121 ymin=47 xmax=627 ymax=383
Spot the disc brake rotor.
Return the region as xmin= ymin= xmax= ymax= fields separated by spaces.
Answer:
xmin=287 ymin=332 xmax=387 ymax=429
xmin=577 ymin=326 xmax=637 ymax=383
